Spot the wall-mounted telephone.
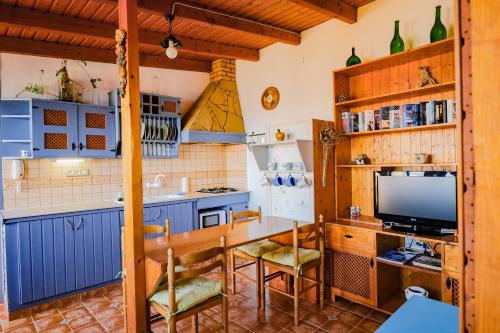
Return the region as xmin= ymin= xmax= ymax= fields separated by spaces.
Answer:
xmin=11 ymin=159 xmax=24 ymax=192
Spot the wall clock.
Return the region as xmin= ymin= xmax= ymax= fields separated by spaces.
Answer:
xmin=261 ymin=86 xmax=280 ymax=110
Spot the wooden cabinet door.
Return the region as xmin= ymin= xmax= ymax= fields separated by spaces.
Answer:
xmin=31 ymin=100 xmax=78 ymax=158
xmin=4 ymin=215 xmax=76 ymax=310
xmin=77 ymin=105 xmax=116 ymax=158
xmin=442 ymin=270 xmax=460 ymax=306
xmin=331 ymin=250 xmax=377 ymax=306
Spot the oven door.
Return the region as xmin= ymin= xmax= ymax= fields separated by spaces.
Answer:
xmin=199 ymin=210 xmax=226 ymax=229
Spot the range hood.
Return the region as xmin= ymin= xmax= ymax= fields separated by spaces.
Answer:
xmin=181 ymin=59 xmax=246 ymax=144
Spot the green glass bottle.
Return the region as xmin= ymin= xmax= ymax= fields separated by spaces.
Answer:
xmin=430 ymin=5 xmax=447 ymax=42
xmin=390 ymin=20 xmax=404 ymax=54
xmin=346 ymin=47 xmax=361 ymax=67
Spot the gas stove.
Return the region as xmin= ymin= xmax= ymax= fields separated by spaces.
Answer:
xmin=197 ymin=187 xmax=238 ymax=194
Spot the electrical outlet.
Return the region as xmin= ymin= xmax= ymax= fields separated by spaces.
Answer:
xmin=66 ymin=168 xmax=90 ymax=177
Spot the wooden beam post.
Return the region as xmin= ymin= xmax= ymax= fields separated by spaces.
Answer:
xmin=118 ymin=0 xmax=147 ymax=332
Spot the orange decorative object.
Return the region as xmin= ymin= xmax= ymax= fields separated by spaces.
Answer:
xmin=261 ymin=86 xmax=280 ymax=110
xmin=275 ymin=129 xmax=285 ymax=141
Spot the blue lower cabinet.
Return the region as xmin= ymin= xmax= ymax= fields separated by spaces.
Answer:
xmin=144 ymin=201 xmax=196 ymax=237
xmin=4 ymin=209 xmax=122 ymax=311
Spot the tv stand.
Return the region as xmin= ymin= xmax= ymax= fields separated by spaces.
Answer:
xmin=387 ymin=223 xmax=445 ymax=236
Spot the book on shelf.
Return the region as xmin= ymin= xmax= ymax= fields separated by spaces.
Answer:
xmin=342 ymin=112 xmax=353 ymax=133
xmin=381 ymin=106 xmax=391 ymax=129
xmin=374 ymin=109 xmax=381 ymax=130
xmin=425 ymin=101 xmax=436 ymax=125
xmin=365 ymin=110 xmax=375 ymax=131
xmin=377 ymin=249 xmax=417 ymax=265
xmin=412 ymin=255 xmax=442 ymax=271
xmin=351 ymin=113 xmax=359 ymax=132
xmin=446 ymin=99 xmax=456 ymax=123
xmin=359 ymin=111 xmax=366 ymax=132
xmin=436 ymin=100 xmax=445 ymax=123
xmin=389 ymin=105 xmax=402 ymax=129
xmin=402 ymin=104 xmax=421 ymax=127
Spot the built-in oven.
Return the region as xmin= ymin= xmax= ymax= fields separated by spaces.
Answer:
xmin=199 ymin=209 xmax=227 ymax=229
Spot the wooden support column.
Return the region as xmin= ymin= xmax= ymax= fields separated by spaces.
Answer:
xmin=118 ymin=0 xmax=147 ymax=332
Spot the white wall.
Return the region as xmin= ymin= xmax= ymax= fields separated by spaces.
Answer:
xmin=0 ymin=54 xmax=209 ymax=114
xmin=237 ymin=0 xmax=454 ymax=218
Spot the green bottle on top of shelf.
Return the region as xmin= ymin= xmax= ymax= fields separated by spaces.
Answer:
xmin=390 ymin=20 xmax=404 ymax=54
xmin=346 ymin=47 xmax=361 ymax=67
xmin=430 ymin=5 xmax=447 ymax=42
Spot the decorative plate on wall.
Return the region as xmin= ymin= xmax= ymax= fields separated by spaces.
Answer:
xmin=261 ymin=86 xmax=280 ymax=110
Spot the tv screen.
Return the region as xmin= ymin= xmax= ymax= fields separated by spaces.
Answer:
xmin=374 ymin=171 xmax=457 ymax=229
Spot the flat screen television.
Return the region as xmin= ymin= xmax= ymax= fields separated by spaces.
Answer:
xmin=374 ymin=171 xmax=457 ymax=232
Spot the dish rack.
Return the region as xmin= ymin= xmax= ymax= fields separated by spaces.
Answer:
xmin=109 ymin=89 xmax=182 ymax=158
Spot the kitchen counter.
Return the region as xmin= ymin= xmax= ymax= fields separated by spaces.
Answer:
xmin=1 ymin=190 xmax=250 ymax=220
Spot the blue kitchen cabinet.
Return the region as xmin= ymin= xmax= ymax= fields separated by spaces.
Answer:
xmin=0 ymin=99 xmax=116 ymax=158
xmin=31 ymin=99 xmax=79 ymax=158
xmin=77 ymin=105 xmax=116 ymax=158
xmin=4 ymin=209 xmax=122 ymax=311
xmin=145 ymin=201 xmax=196 ymax=237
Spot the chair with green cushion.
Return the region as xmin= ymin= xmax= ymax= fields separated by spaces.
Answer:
xmin=149 ymin=236 xmax=228 ymax=333
xmin=260 ymin=216 xmax=325 ymax=326
xmin=229 ymin=207 xmax=282 ymax=307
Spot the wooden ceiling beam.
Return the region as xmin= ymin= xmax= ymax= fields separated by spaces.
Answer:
xmin=286 ymin=0 xmax=357 ymax=24
xmin=0 ymin=4 xmax=259 ymax=61
xmin=105 ymin=0 xmax=301 ymax=45
xmin=0 ymin=36 xmax=211 ymax=72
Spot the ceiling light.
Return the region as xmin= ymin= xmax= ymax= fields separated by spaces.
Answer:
xmin=161 ymin=14 xmax=182 ymax=59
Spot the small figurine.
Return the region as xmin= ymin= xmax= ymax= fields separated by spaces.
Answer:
xmin=416 ymin=66 xmax=438 ymax=88
xmin=352 ymin=154 xmax=370 ymax=165
xmin=336 ymin=93 xmax=351 ymax=103
xmin=275 ymin=129 xmax=286 ymax=141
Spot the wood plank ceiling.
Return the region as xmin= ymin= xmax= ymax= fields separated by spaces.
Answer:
xmin=0 ymin=0 xmax=375 ymax=72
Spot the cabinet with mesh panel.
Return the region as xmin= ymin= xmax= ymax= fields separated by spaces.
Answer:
xmin=0 ymin=99 xmax=116 ymax=158
xmin=331 ymin=250 xmax=377 ymax=306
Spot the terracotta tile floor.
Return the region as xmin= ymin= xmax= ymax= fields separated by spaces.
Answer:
xmin=0 ymin=259 xmax=387 ymax=332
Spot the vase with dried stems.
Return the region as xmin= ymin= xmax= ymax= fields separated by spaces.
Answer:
xmin=319 ymin=122 xmax=344 ymax=187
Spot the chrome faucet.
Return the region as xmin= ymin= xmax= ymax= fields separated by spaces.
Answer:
xmin=146 ymin=174 xmax=166 ymax=189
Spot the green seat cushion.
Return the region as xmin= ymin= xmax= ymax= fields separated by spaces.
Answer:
xmin=236 ymin=240 xmax=282 ymax=258
xmin=150 ymin=276 xmax=221 ymax=315
xmin=261 ymin=246 xmax=320 ymax=267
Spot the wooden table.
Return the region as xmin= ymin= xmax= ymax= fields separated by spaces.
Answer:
xmin=144 ymin=216 xmax=311 ymax=297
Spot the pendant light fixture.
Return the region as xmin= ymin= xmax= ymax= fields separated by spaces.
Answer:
xmin=161 ymin=14 xmax=182 ymax=59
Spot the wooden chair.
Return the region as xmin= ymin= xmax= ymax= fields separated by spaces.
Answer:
xmin=259 ymin=215 xmax=325 ymax=325
xmin=148 ymin=236 xmax=229 ymax=333
xmin=122 ymin=218 xmax=171 ymax=326
xmin=229 ymin=207 xmax=282 ymax=305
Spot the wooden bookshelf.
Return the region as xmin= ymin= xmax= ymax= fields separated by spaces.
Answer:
xmin=330 ymin=38 xmax=461 ymax=315
xmin=342 ymin=123 xmax=456 ymax=137
xmin=335 ymin=82 xmax=455 ymax=108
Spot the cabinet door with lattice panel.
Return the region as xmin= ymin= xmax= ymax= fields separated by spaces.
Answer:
xmin=331 ymin=250 xmax=377 ymax=306
xmin=77 ymin=105 xmax=116 ymax=158
xmin=441 ymin=269 xmax=460 ymax=306
xmin=160 ymin=96 xmax=180 ymax=114
xmin=31 ymin=99 xmax=79 ymax=158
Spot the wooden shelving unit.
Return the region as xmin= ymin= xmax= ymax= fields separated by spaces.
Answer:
xmin=331 ymin=38 xmax=461 ymax=315
xmin=342 ymin=123 xmax=456 ymax=137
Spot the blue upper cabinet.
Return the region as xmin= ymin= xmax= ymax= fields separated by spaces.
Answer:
xmin=32 ymin=99 xmax=79 ymax=158
xmin=0 ymin=99 xmax=116 ymax=158
xmin=77 ymin=105 xmax=116 ymax=158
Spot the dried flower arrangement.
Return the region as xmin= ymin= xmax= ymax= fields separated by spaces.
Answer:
xmin=319 ymin=121 xmax=345 ymax=187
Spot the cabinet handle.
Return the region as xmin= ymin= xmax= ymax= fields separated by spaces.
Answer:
xmin=79 ymin=143 xmax=85 ymax=150
xmin=64 ymin=217 xmax=74 ymax=230
xmin=74 ymin=217 xmax=84 ymax=231
xmin=370 ymin=258 xmax=374 ymax=268
xmin=446 ymin=277 xmax=452 ymax=289
xmin=72 ymin=142 xmax=77 ymax=151
xmin=153 ymin=210 xmax=161 ymax=221
xmin=33 ymin=148 xmax=40 ymax=151
xmin=344 ymin=234 xmax=353 ymax=239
